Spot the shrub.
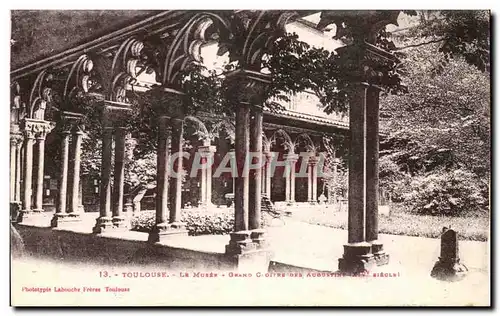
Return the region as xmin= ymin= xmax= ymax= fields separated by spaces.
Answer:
xmin=131 ymin=208 xmax=271 ymax=236
xmin=402 ymin=169 xmax=488 ymax=217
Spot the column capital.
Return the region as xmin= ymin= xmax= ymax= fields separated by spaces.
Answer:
xmin=10 ymin=133 xmax=23 ymax=145
xmin=225 ymin=68 xmax=271 ymax=106
xmin=198 ymin=145 xmax=216 ymax=154
xmin=102 ymin=100 xmax=133 ymax=127
xmin=284 ymin=153 xmax=299 ymax=162
xmin=308 ymin=155 xmax=320 ymax=166
xmin=336 ymin=41 xmax=399 ymax=86
xmin=22 ymin=119 xmax=55 ymax=140
xmin=144 ymin=86 xmax=185 ymax=118
xmin=318 ymin=10 xmax=400 ymax=44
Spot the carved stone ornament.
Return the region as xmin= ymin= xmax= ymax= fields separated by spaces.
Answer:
xmin=225 ymin=68 xmax=271 ymax=105
xmin=22 ymin=119 xmax=55 ymax=139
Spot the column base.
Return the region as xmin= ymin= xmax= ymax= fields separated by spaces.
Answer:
xmin=338 ymin=242 xmax=377 ymax=274
xmin=51 ymin=213 xmax=82 ymax=228
xmin=199 ymin=202 xmax=215 ymax=210
xmin=250 ymin=229 xmax=269 ymax=249
xmin=225 ymin=231 xmax=257 ymax=255
xmin=431 ymin=259 xmax=468 ymax=282
xmin=112 ymin=216 xmax=129 ymax=230
xmin=370 ymin=240 xmax=390 ymax=266
xmin=17 ymin=209 xmax=49 ymax=225
xmin=92 ymin=216 xmax=113 ymax=234
xmin=10 ymin=201 xmax=22 ymax=222
xmin=225 ymin=230 xmax=272 ymax=272
xmin=148 ymin=222 xmax=188 ymax=243
xmin=66 ymin=212 xmax=82 ymax=220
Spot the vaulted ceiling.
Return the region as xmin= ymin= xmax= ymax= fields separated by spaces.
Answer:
xmin=10 ymin=10 xmax=161 ymax=70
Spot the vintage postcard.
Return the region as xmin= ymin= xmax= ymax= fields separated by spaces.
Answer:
xmin=9 ymin=9 xmax=491 ymax=306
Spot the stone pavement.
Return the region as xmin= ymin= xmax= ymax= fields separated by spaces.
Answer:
xmin=11 ymin=212 xmax=490 ymax=306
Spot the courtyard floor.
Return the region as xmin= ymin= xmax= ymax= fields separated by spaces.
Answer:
xmin=11 ymin=211 xmax=490 ymax=306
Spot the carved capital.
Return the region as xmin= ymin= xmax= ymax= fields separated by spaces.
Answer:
xmin=60 ymin=111 xmax=86 ymax=135
xmin=318 ymin=10 xmax=400 ymax=44
xmin=102 ymin=100 xmax=133 ymax=127
xmin=10 ymin=133 xmax=23 ymax=146
xmin=22 ymin=119 xmax=55 ymax=140
xmin=145 ymin=87 xmax=185 ymax=119
xmin=225 ymin=68 xmax=271 ymax=105
xmin=336 ymin=41 xmax=399 ymax=85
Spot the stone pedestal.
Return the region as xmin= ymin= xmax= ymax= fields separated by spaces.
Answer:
xmin=338 ymin=242 xmax=376 ymax=274
xmin=225 ymin=231 xmax=271 ymax=272
xmin=371 ymin=240 xmax=389 ymax=266
xmin=148 ymin=222 xmax=188 ymax=243
xmin=51 ymin=213 xmax=82 ymax=229
xmin=17 ymin=209 xmax=50 ymax=226
xmin=93 ymin=216 xmax=113 ymax=233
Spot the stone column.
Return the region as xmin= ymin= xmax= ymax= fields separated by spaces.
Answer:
xmin=310 ymin=155 xmax=319 ymax=204
xmin=33 ymin=132 xmax=46 ymax=212
xmin=284 ymin=153 xmax=298 ymax=206
xmin=10 ymin=136 xmax=17 ymax=201
xmin=112 ymin=126 xmax=127 ymax=229
xmin=15 ymin=140 xmax=22 ymax=201
xmin=365 ymin=86 xmax=389 ymax=264
xmin=284 ymin=157 xmax=291 ymax=203
xmin=249 ymin=106 xmax=263 ymax=230
xmin=149 ymin=114 xmax=188 ymax=242
xmin=264 ymin=152 xmax=272 ymax=200
xmin=198 ymin=145 xmax=216 ymax=208
xmin=154 ymin=116 xmax=169 ymax=232
xmin=167 ymin=117 xmax=187 ymax=233
xmin=21 ymin=130 xmax=35 ymax=212
xmin=224 ymin=68 xmax=272 ymax=274
xmin=68 ymin=125 xmax=84 ymax=218
xmin=51 ymin=129 xmax=71 ymax=227
xmin=225 ymin=71 xmax=253 ymax=255
xmin=307 ymin=163 xmax=312 ymax=202
xmin=338 ymin=82 xmax=377 ymax=273
xmin=93 ymin=127 xmax=114 ymax=233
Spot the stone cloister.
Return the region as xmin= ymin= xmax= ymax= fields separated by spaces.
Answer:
xmin=10 ymin=10 xmax=400 ymax=272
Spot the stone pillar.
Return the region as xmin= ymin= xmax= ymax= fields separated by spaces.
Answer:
xmin=365 ymin=87 xmax=388 ymax=264
xmin=167 ymin=118 xmax=187 ymax=234
xmin=15 ymin=141 xmax=22 ymax=201
xmin=307 ymin=163 xmax=312 ymax=202
xmin=10 ymin=136 xmax=18 ymax=201
xmin=249 ymin=106 xmax=263 ymax=229
xmin=33 ymin=132 xmax=46 ymax=212
xmin=93 ymin=127 xmax=114 ymax=233
xmin=264 ymin=152 xmax=272 ymax=200
xmin=235 ymin=102 xmax=250 ymax=233
xmin=68 ymin=125 xmax=84 ymax=218
xmin=338 ymin=83 xmax=376 ymax=273
xmin=112 ymin=126 xmax=127 ymax=229
xmin=284 ymin=157 xmax=291 ymax=203
xmin=198 ymin=145 xmax=216 ymax=208
xmin=249 ymin=106 xmax=266 ymax=245
xmin=284 ymin=153 xmax=298 ymax=206
xmin=309 ymin=155 xmax=319 ymax=204
xmin=10 ymin=133 xmax=22 ymax=221
xmin=21 ymin=130 xmax=35 ymax=213
xmin=149 ymin=114 xmax=187 ymax=242
xmin=431 ymin=228 xmax=468 ymax=281
xmin=223 ymin=68 xmax=272 ymax=273
xmin=51 ymin=129 xmax=71 ymax=227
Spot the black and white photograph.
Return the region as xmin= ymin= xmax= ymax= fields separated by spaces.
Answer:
xmin=9 ymin=8 xmax=491 ymax=306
